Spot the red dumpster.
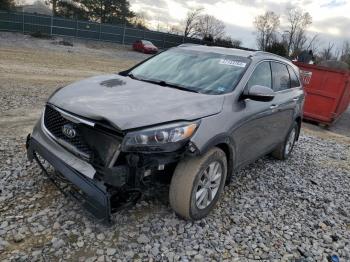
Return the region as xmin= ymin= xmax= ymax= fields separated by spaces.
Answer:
xmin=293 ymin=62 xmax=350 ymax=125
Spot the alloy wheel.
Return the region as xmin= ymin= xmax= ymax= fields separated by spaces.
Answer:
xmin=195 ymin=161 xmax=222 ymax=209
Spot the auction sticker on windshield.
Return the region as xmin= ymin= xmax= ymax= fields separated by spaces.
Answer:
xmin=219 ymin=59 xmax=247 ymax=67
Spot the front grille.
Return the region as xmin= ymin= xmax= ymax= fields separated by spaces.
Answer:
xmin=44 ymin=105 xmax=93 ymax=158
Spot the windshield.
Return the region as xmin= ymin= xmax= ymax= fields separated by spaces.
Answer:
xmin=129 ymin=48 xmax=250 ymax=94
xmin=142 ymin=40 xmax=153 ymax=45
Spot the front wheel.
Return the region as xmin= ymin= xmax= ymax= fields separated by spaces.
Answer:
xmin=169 ymin=148 xmax=227 ymax=220
xmin=272 ymin=122 xmax=299 ymax=160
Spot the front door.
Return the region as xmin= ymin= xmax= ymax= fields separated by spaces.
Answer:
xmin=233 ymin=61 xmax=279 ymax=166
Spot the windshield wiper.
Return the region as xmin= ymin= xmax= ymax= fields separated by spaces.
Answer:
xmin=127 ymin=74 xmax=199 ymax=93
xmin=145 ymin=79 xmax=199 ymax=93
xmin=127 ymin=73 xmax=141 ymax=80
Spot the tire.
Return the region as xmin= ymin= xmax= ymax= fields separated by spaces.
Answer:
xmin=169 ymin=147 xmax=227 ymax=220
xmin=271 ymin=121 xmax=299 ymax=160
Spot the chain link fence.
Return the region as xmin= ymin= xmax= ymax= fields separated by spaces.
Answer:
xmin=0 ymin=10 xmax=206 ymax=48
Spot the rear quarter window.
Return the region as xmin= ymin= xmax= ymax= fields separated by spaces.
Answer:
xmin=287 ymin=65 xmax=301 ymax=88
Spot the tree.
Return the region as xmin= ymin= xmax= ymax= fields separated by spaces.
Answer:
xmin=319 ymin=42 xmax=335 ymax=61
xmin=203 ymin=34 xmax=214 ymax=44
xmin=339 ymin=41 xmax=350 ymax=67
xmin=78 ymin=0 xmax=134 ymax=24
xmin=183 ymin=8 xmax=203 ymax=37
xmin=0 ymin=0 xmax=15 ymax=10
xmin=47 ymin=0 xmax=134 ymax=24
xmin=59 ymin=1 xmax=88 ymax=19
xmin=283 ymin=7 xmax=312 ymax=55
xmin=196 ymin=14 xmax=225 ymax=40
xmin=253 ymin=11 xmax=280 ymax=51
xmin=266 ymin=41 xmax=287 ymax=57
xmin=214 ymin=36 xmax=241 ymax=48
xmin=181 ymin=9 xmax=226 ymax=41
xmin=44 ymin=0 xmax=59 ymax=16
xmin=304 ymin=34 xmax=319 ymax=54
xmin=45 ymin=0 xmax=84 ymax=18
xmin=168 ymin=25 xmax=182 ymax=35
xmin=130 ymin=11 xmax=149 ymax=29
xmin=52 ymin=0 xmax=57 ymax=16
xmin=231 ymin=39 xmax=242 ymax=48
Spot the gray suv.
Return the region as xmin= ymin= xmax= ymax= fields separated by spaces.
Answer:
xmin=26 ymin=45 xmax=304 ymax=222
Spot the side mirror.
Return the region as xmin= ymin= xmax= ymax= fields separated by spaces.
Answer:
xmin=244 ymin=85 xmax=275 ymax=102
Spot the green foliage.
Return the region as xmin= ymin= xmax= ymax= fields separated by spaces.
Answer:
xmin=49 ymin=0 xmax=134 ymax=24
xmin=55 ymin=1 xmax=89 ymax=20
xmin=0 ymin=0 xmax=15 ymax=10
xmin=79 ymin=0 xmax=134 ymax=24
xmin=202 ymin=35 xmax=243 ymax=49
xmin=46 ymin=0 xmax=86 ymax=18
xmin=214 ymin=37 xmax=241 ymax=48
xmin=266 ymin=42 xmax=287 ymax=57
xmin=203 ymin=34 xmax=214 ymax=43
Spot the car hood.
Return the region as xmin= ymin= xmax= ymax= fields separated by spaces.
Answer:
xmin=48 ymin=74 xmax=224 ymax=130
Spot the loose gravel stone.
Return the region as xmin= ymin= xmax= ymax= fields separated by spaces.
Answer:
xmin=137 ymin=234 xmax=150 ymax=244
xmin=13 ymin=233 xmax=25 ymax=243
xmin=106 ymin=248 xmax=116 ymax=256
xmin=96 ymin=233 xmax=105 ymax=241
xmin=51 ymin=237 xmax=65 ymax=249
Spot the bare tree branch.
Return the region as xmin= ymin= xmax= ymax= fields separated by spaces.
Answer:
xmin=284 ymin=7 xmax=312 ymax=55
xmin=305 ymin=34 xmax=319 ymax=51
xmin=196 ymin=14 xmax=225 ymax=40
xmin=183 ymin=7 xmax=203 ymax=38
xmin=340 ymin=40 xmax=350 ymax=66
xmin=320 ymin=42 xmax=335 ymax=61
xmin=253 ymin=11 xmax=280 ymax=51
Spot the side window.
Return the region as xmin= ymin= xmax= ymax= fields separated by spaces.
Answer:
xmin=287 ymin=65 xmax=301 ymax=88
xmin=247 ymin=61 xmax=272 ymax=89
xmin=271 ymin=62 xmax=291 ymax=92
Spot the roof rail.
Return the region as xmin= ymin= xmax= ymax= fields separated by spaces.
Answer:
xmin=178 ymin=43 xmax=201 ymax=47
xmin=253 ymin=51 xmax=288 ymax=60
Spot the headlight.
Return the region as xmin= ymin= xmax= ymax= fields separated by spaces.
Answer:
xmin=122 ymin=122 xmax=198 ymax=152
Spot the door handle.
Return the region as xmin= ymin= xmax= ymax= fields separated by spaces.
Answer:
xmin=293 ymin=97 xmax=299 ymax=101
xmin=270 ymin=104 xmax=279 ymax=109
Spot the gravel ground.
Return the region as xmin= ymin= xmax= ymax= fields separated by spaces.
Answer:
xmin=0 ymin=32 xmax=149 ymax=61
xmin=1 ymin=32 xmax=350 ymax=261
xmin=1 ymin=133 xmax=349 ymax=261
xmin=0 ymin=32 xmax=147 ymax=114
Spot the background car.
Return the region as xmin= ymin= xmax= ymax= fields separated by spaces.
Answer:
xmin=132 ymin=40 xmax=158 ymax=54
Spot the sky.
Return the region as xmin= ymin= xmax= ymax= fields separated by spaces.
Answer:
xmin=26 ymin=0 xmax=350 ymax=50
xmin=129 ymin=0 xmax=350 ymax=50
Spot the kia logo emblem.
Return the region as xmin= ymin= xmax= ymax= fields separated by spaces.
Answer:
xmin=62 ymin=124 xmax=77 ymax=138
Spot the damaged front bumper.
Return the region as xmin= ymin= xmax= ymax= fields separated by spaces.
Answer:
xmin=26 ymin=117 xmax=190 ymax=223
xmin=26 ymin=131 xmax=114 ymax=223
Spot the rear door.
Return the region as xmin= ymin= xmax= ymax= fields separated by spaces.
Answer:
xmin=270 ymin=62 xmax=302 ymax=142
